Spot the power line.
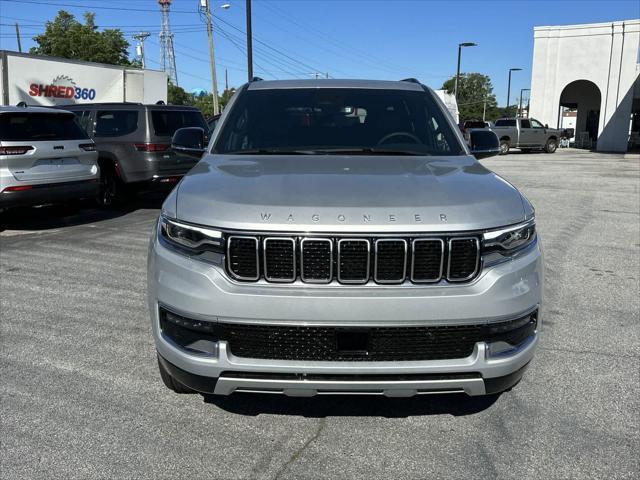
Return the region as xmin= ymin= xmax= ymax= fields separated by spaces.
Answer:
xmin=1 ymin=0 xmax=197 ymax=14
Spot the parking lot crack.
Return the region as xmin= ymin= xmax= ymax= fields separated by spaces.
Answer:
xmin=273 ymin=418 xmax=326 ymax=480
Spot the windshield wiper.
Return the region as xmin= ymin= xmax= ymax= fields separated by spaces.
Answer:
xmin=310 ymin=147 xmax=429 ymax=156
xmin=225 ymin=148 xmax=316 ymax=155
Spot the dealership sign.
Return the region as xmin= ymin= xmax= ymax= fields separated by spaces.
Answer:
xmin=28 ymin=75 xmax=97 ymax=100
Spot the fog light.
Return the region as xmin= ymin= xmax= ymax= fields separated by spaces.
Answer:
xmin=160 ymin=308 xmax=218 ymax=356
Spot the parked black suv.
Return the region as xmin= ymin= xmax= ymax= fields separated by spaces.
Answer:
xmin=61 ymin=103 xmax=207 ymax=205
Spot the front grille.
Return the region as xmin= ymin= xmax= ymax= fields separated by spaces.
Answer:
xmin=225 ymin=233 xmax=481 ymax=284
xmin=300 ymin=238 xmax=332 ymax=283
xmin=338 ymin=239 xmax=370 ymax=283
xmin=227 ymin=236 xmax=259 ymax=280
xmin=411 ymin=239 xmax=444 ymax=282
xmin=160 ymin=308 xmax=538 ymax=362
xmin=263 ymin=238 xmax=295 ymax=282
xmin=374 ymin=239 xmax=407 ymax=283
xmin=448 ymin=238 xmax=480 ymax=281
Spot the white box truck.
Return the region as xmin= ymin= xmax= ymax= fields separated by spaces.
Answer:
xmin=0 ymin=51 xmax=167 ymax=107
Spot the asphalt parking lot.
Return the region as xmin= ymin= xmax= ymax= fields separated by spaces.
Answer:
xmin=1 ymin=148 xmax=638 ymax=479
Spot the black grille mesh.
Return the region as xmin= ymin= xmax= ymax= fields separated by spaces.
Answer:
xmin=301 ymin=240 xmax=332 ymax=282
xmin=160 ymin=308 xmax=538 ymax=362
xmin=448 ymin=239 xmax=479 ymax=280
xmin=375 ymin=240 xmax=406 ymax=282
xmin=412 ymin=240 xmax=443 ymax=281
xmin=264 ymin=239 xmax=295 ymax=281
xmin=338 ymin=240 xmax=370 ymax=282
xmin=228 ymin=237 xmax=258 ymax=279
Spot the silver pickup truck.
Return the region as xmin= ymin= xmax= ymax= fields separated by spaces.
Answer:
xmin=148 ymin=79 xmax=542 ymax=398
xmin=492 ymin=117 xmax=561 ymax=155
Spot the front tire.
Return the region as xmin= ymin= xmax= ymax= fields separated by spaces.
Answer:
xmin=544 ymin=138 xmax=557 ymax=153
xmin=157 ymin=356 xmax=195 ymax=394
xmin=499 ymin=140 xmax=510 ymax=155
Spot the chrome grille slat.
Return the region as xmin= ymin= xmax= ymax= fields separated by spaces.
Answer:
xmin=300 ymin=238 xmax=333 ymax=283
xmin=225 ymin=233 xmax=480 ymax=285
xmin=337 ymin=239 xmax=370 ymax=284
xmin=263 ymin=237 xmax=296 ymax=282
xmin=227 ymin=236 xmax=259 ymax=281
xmin=447 ymin=237 xmax=480 ymax=281
xmin=411 ymin=238 xmax=444 ymax=282
xmin=374 ymin=239 xmax=407 ymax=284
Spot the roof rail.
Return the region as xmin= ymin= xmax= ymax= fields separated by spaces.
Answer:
xmin=400 ymin=78 xmax=421 ymax=84
xmin=250 ymin=76 xmax=263 ymax=82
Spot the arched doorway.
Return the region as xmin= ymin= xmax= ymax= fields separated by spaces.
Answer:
xmin=559 ymin=80 xmax=602 ymax=149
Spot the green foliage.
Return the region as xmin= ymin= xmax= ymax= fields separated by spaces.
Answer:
xmin=168 ymin=83 xmax=236 ymax=118
xmin=167 ymin=82 xmax=192 ymax=106
xmin=442 ymin=73 xmax=501 ymax=122
xmin=30 ymin=10 xmax=132 ymax=66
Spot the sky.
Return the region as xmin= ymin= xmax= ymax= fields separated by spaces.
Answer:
xmin=0 ymin=0 xmax=638 ymax=106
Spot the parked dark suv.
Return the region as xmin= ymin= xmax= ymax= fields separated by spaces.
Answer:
xmin=61 ymin=103 xmax=207 ymax=205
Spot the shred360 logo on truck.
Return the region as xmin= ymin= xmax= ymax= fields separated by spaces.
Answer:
xmin=28 ymin=75 xmax=97 ymax=100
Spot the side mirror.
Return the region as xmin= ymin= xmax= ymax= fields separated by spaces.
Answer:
xmin=545 ymin=124 xmax=549 ymax=129
xmin=171 ymin=127 xmax=206 ymax=158
xmin=469 ymin=130 xmax=500 ymax=160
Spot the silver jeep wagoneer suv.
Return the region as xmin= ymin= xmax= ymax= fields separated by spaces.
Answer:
xmin=148 ymin=79 xmax=542 ymax=397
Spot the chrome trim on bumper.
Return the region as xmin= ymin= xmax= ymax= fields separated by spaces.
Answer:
xmin=213 ymin=376 xmax=486 ymax=397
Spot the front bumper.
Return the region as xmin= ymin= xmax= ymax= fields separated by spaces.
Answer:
xmin=148 ymin=232 xmax=543 ymax=396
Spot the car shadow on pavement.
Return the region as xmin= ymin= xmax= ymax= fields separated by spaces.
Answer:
xmin=0 ymin=191 xmax=166 ymax=232
xmin=203 ymin=392 xmax=500 ymax=418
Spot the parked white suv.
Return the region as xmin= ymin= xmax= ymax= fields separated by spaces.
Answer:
xmin=0 ymin=106 xmax=99 ymax=210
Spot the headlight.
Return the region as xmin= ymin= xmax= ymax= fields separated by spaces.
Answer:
xmin=483 ymin=219 xmax=536 ymax=265
xmin=158 ymin=215 xmax=224 ymax=255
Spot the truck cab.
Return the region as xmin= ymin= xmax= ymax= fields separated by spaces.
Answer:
xmin=492 ymin=117 xmax=560 ymax=155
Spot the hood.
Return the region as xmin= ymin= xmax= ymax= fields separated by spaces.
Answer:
xmin=168 ymin=154 xmax=526 ymax=232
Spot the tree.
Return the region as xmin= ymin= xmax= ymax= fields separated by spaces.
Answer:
xmin=442 ymin=73 xmax=500 ymax=122
xmin=167 ymin=82 xmax=192 ymax=106
xmin=31 ymin=10 xmax=132 ymax=66
xmin=166 ymin=83 xmax=235 ymax=118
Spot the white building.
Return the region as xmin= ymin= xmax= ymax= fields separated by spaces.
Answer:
xmin=529 ymin=20 xmax=640 ymax=152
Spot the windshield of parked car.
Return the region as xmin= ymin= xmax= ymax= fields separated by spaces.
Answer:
xmin=213 ymin=88 xmax=465 ymax=156
xmin=0 ymin=112 xmax=89 ymax=141
xmin=495 ymin=119 xmax=517 ymax=127
xmin=152 ymin=110 xmax=207 ymax=137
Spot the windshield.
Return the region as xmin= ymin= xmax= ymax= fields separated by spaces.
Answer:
xmin=495 ymin=119 xmax=516 ymax=127
xmin=0 ymin=112 xmax=89 ymax=141
xmin=152 ymin=110 xmax=207 ymax=137
xmin=213 ymin=88 xmax=465 ymax=156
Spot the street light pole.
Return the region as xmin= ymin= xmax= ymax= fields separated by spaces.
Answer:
xmin=506 ymin=67 xmax=522 ymax=114
xmin=454 ymin=42 xmax=477 ymax=100
xmin=246 ymin=0 xmax=253 ymax=81
xmin=518 ymin=88 xmax=530 ymax=118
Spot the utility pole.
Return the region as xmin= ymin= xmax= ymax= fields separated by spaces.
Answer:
xmin=483 ymin=95 xmax=487 ymax=122
xmin=133 ymin=32 xmax=150 ymax=68
xmin=225 ymin=68 xmax=228 ymax=92
xmin=201 ymin=0 xmax=220 ymax=115
xmin=246 ymin=0 xmax=253 ymax=81
xmin=15 ymin=23 xmax=22 ymax=53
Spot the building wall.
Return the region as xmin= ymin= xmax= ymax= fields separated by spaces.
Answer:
xmin=529 ymin=20 xmax=640 ymax=152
